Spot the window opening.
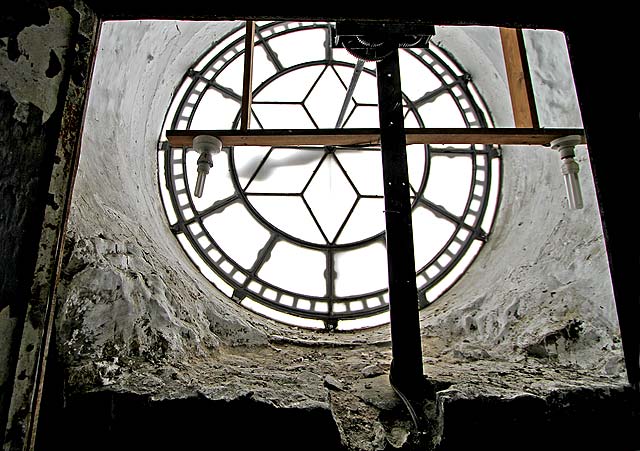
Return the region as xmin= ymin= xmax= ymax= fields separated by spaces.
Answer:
xmin=158 ymin=21 xmax=501 ymax=330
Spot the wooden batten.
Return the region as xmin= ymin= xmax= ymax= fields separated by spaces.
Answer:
xmin=500 ymin=27 xmax=540 ymax=129
xmin=166 ymin=127 xmax=585 ymax=148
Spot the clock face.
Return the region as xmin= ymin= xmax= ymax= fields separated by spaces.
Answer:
xmin=158 ymin=21 xmax=501 ymax=330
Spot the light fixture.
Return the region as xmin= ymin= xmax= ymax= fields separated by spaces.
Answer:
xmin=192 ymin=135 xmax=222 ymax=198
xmin=551 ymin=135 xmax=583 ymax=210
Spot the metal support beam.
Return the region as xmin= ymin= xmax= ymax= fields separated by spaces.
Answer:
xmin=376 ymin=49 xmax=424 ymax=395
xmin=240 ymin=20 xmax=255 ymax=131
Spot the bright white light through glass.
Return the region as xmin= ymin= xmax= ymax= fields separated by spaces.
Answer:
xmin=258 ymin=240 xmax=326 ymax=296
xmin=305 ymin=68 xmax=354 ymax=128
xmin=249 ymin=196 xmax=325 ymax=244
xmin=245 ymin=148 xmax=322 ymax=194
xmin=336 ymin=198 xmax=385 ymax=244
xmin=335 ymin=150 xmax=384 ymax=196
xmin=424 ymin=155 xmax=473 ymax=217
xmin=202 ymin=203 xmax=270 ymax=269
xmin=335 ymin=241 xmax=388 ymax=296
xmin=190 ymin=89 xmax=239 ymax=130
xmin=253 ymin=66 xmax=324 ymax=102
xmin=304 ymin=155 xmax=357 ymax=242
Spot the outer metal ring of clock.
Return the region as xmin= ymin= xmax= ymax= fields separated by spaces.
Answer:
xmin=158 ymin=21 xmax=501 ymax=330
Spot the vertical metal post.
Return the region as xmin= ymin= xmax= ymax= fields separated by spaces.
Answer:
xmin=376 ymin=49 xmax=424 ymax=395
xmin=240 ymin=21 xmax=255 ymax=131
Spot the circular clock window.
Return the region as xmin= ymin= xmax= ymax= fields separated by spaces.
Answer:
xmin=158 ymin=21 xmax=500 ymax=331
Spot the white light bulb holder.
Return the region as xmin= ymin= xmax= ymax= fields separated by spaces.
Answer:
xmin=551 ymin=135 xmax=584 ymax=210
xmin=192 ymin=135 xmax=222 ymax=198
xmin=193 ymin=135 xmax=223 ymax=155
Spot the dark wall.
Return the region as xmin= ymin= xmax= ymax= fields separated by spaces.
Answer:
xmin=1 ymin=1 xmax=72 ymax=437
xmin=563 ymin=21 xmax=639 ymax=389
xmin=1 ymin=2 xmax=99 ymax=448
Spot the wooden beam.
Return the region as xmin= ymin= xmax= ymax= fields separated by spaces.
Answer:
xmin=240 ymin=21 xmax=255 ymax=131
xmin=166 ymin=127 xmax=585 ymax=148
xmin=500 ymin=27 xmax=539 ymax=128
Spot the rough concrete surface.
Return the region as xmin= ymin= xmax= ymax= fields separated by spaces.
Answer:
xmin=54 ymin=21 xmax=630 ymax=449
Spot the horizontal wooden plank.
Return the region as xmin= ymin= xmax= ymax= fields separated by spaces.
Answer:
xmin=166 ymin=128 xmax=586 ymax=148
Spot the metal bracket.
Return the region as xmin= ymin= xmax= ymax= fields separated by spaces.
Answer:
xmin=331 ymin=21 xmax=435 ymax=61
xmin=192 ymin=135 xmax=222 ymax=198
xmin=551 ymin=135 xmax=584 ymax=210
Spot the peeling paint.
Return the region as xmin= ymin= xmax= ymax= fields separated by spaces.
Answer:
xmin=2 ymin=4 xmax=100 ymax=450
xmin=0 ymin=7 xmax=72 ymax=123
xmin=45 ymin=49 xmax=62 ymax=78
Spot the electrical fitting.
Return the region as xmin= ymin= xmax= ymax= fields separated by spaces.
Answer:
xmin=551 ymin=135 xmax=583 ymax=210
xmin=192 ymin=135 xmax=222 ymax=198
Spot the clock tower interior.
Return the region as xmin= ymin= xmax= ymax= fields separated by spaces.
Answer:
xmin=1 ymin=7 xmax=638 ymax=451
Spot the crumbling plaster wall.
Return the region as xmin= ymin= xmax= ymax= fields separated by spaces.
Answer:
xmin=53 ymin=20 xmax=626 ymax=450
xmin=424 ymin=27 xmax=620 ymax=372
xmin=59 ymin=21 xmax=271 ymax=378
